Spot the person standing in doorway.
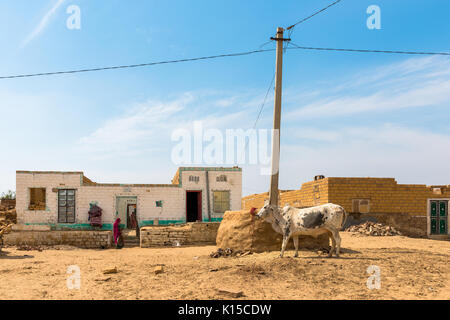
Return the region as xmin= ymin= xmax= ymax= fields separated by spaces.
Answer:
xmin=130 ymin=207 xmax=140 ymax=239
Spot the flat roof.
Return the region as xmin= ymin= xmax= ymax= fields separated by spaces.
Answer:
xmin=17 ymin=171 xmax=83 ymax=174
xmin=17 ymin=167 xmax=242 ymax=188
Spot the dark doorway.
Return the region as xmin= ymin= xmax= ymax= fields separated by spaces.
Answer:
xmin=186 ymin=191 xmax=202 ymax=222
xmin=127 ymin=204 xmax=137 ymax=230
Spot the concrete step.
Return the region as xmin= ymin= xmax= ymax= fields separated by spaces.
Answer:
xmin=123 ymin=236 xmax=140 ymax=247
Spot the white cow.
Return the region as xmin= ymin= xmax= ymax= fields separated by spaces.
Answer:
xmin=256 ymin=203 xmax=348 ymax=258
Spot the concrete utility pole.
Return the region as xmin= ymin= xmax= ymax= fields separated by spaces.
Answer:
xmin=268 ymin=27 xmax=289 ymax=206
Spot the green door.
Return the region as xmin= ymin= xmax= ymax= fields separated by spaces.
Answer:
xmin=439 ymin=201 xmax=447 ymax=235
xmin=430 ymin=201 xmax=448 ymax=235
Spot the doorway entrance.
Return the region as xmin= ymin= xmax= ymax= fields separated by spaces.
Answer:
xmin=127 ymin=204 xmax=137 ymax=229
xmin=115 ymin=196 xmax=137 ymax=229
xmin=186 ymin=191 xmax=202 ymax=222
xmin=430 ymin=200 xmax=448 ymax=235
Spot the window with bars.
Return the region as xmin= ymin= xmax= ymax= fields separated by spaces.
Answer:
xmin=213 ymin=190 xmax=230 ymax=213
xmin=58 ymin=189 xmax=76 ymax=223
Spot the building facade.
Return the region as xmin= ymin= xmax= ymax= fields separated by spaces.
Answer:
xmin=16 ymin=167 xmax=242 ymax=230
xmin=242 ymin=176 xmax=450 ymax=239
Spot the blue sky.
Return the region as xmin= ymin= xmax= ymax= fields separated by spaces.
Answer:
xmin=0 ymin=0 xmax=449 ymax=196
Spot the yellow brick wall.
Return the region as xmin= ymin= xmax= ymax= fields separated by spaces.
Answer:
xmin=327 ymin=178 xmax=450 ymax=217
xmin=241 ymin=179 xmax=330 ymax=210
xmin=242 ymin=177 xmax=450 ymax=218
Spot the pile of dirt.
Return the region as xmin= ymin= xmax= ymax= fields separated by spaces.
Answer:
xmin=346 ymin=221 xmax=402 ymax=236
xmin=0 ymin=204 xmax=15 ymax=212
xmin=216 ymin=210 xmax=329 ymax=253
xmin=0 ymin=208 xmax=16 ymax=246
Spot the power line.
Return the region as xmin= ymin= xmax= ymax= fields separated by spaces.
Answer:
xmin=252 ymin=72 xmax=276 ymax=130
xmin=287 ymin=0 xmax=343 ymax=37
xmin=243 ymin=71 xmax=276 ymax=152
xmin=288 ymin=43 xmax=450 ymax=56
xmin=0 ymin=49 xmax=275 ymax=80
xmin=1 ymin=45 xmax=449 ymax=80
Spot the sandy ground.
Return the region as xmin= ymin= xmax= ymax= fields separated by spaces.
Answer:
xmin=0 ymin=232 xmax=449 ymax=300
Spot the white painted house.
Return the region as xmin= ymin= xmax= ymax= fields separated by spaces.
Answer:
xmin=15 ymin=167 xmax=242 ymax=230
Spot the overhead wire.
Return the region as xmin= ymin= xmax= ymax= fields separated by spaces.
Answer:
xmin=0 ymin=48 xmax=275 ymax=80
xmin=287 ymin=0 xmax=343 ymax=38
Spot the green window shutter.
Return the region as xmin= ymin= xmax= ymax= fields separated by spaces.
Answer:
xmin=439 ymin=220 xmax=447 ymax=235
xmin=431 ymin=202 xmax=437 ymax=217
xmin=439 ymin=202 xmax=447 ymax=217
xmin=431 ymin=219 xmax=438 ymax=235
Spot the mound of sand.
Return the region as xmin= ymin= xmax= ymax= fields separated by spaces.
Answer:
xmin=216 ymin=210 xmax=329 ymax=253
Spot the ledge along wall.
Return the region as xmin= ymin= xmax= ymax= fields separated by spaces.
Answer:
xmin=242 ymin=177 xmax=450 ymax=238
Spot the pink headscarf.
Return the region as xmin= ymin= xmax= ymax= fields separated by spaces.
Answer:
xmin=113 ymin=218 xmax=121 ymax=244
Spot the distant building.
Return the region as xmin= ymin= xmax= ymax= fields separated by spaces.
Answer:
xmin=15 ymin=167 xmax=242 ymax=230
xmin=242 ymin=176 xmax=449 ymax=239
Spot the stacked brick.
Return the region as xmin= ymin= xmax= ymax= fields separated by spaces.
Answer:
xmin=140 ymin=222 xmax=220 ymax=247
xmin=140 ymin=225 xmax=190 ymax=247
xmin=4 ymin=231 xmax=112 ymax=249
xmin=242 ymin=179 xmax=329 ymax=210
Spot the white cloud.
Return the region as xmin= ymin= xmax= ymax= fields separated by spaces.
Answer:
xmin=77 ymin=93 xmax=194 ymax=157
xmin=277 ymin=124 xmax=450 ymax=190
xmin=21 ymin=0 xmax=65 ymax=47
xmin=285 ymin=56 xmax=450 ymax=119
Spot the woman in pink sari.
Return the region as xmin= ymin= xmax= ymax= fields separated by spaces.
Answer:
xmin=113 ymin=218 xmax=123 ymax=249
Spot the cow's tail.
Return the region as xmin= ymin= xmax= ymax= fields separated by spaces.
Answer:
xmin=340 ymin=206 xmax=349 ymax=231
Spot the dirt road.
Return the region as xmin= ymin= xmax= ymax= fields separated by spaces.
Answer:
xmin=0 ymin=232 xmax=448 ymax=300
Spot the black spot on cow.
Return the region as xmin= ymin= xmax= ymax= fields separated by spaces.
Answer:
xmin=302 ymin=211 xmax=325 ymax=229
xmin=284 ymin=226 xmax=290 ymax=237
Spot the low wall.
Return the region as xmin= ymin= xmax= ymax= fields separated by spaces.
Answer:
xmin=346 ymin=212 xmax=427 ymax=237
xmin=4 ymin=229 xmax=112 ymax=248
xmin=140 ymin=222 xmax=220 ymax=247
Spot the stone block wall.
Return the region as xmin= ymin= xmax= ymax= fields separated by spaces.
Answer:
xmin=189 ymin=222 xmax=221 ymax=243
xmin=4 ymin=230 xmax=112 ymax=249
xmin=140 ymin=222 xmax=220 ymax=247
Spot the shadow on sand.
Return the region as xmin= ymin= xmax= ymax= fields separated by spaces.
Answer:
xmin=0 ymin=251 xmax=34 ymax=260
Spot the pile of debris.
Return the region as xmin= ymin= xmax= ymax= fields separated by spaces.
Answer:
xmin=0 ymin=207 xmax=17 ymax=247
xmin=210 ymin=248 xmax=253 ymax=258
xmin=346 ymin=221 xmax=402 ymax=236
xmin=17 ymin=244 xmax=44 ymax=252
